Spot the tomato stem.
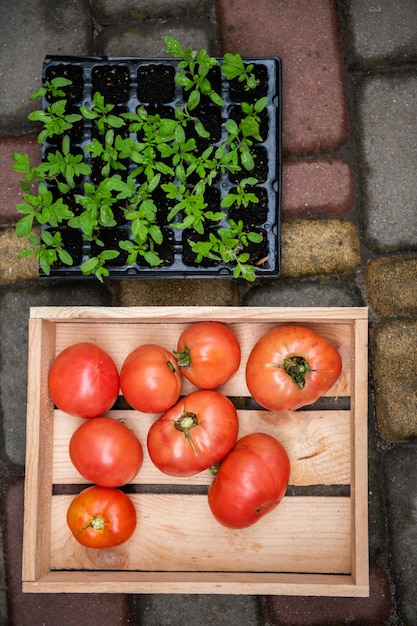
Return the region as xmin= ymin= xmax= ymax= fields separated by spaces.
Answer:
xmin=281 ymin=356 xmax=312 ymax=389
xmin=174 ymin=411 xmax=198 ymax=454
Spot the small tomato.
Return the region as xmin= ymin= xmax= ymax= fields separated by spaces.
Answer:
xmin=120 ymin=344 xmax=182 ymax=413
xmin=69 ymin=417 xmax=143 ymax=487
xmin=174 ymin=321 xmax=241 ymax=389
xmin=48 ymin=342 xmax=120 ymax=419
xmin=66 ymin=486 xmax=137 ymax=548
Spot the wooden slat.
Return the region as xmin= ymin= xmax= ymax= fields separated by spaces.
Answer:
xmin=49 ymin=495 xmax=351 ymax=574
xmin=50 ymin=318 xmax=352 ymax=397
xmin=52 ymin=409 xmax=352 ymax=486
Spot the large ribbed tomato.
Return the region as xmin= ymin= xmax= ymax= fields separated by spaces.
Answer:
xmin=207 ymin=433 xmax=290 ymax=529
xmin=147 ymin=390 xmax=239 ymax=476
xmin=174 ymin=321 xmax=241 ymax=389
xmin=246 ymin=325 xmax=342 ymax=411
xmin=48 ymin=342 xmax=120 ymax=419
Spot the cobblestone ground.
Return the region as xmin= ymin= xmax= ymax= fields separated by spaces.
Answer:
xmin=0 ymin=1 xmax=416 ymax=624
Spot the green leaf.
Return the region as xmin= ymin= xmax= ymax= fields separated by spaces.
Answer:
xmin=165 ymin=36 xmax=185 ymax=58
xmin=15 ymin=215 xmax=34 ymax=237
xmin=188 ymin=90 xmax=200 ymax=111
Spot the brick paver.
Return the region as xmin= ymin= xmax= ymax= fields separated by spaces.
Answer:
xmin=217 ymin=0 xmax=350 ymax=154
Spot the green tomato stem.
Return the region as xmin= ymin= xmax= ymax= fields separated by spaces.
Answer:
xmin=174 ymin=411 xmax=198 ymax=454
xmin=281 ymin=356 xmax=312 ymax=390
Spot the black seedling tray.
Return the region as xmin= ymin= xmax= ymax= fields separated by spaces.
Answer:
xmin=40 ymin=55 xmax=282 ymax=279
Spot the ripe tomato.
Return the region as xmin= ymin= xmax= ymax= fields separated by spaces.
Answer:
xmin=246 ymin=325 xmax=342 ymax=411
xmin=147 ymin=390 xmax=239 ymax=476
xmin=48 ymin=342 xmax=120 ymax=419
xmin=207 ymin=433 xmax=290 ymax=529
xmin=120 ymin=344 xmax=182 ymax=413
xmin=69 ymin=417 xmax=143 ymax=487
xmin=174 ymin=321 xmax=241 ymax=389
xmin=66 ymin=485 xmax=137 ymax=548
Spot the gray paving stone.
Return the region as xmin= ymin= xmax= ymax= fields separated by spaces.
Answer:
xmin=357 ymin=72 xmax=417 ymax=252
xmin=383 ymin=444 xmax=417 ymax=625
xmin=241 ymin=277 xmax=363 ymax=308
xmin=0 ymin=283 xmax=113 ymax=466
xmin=347 ymin=0 xmax=417 ymax=63
xmin=91 ymin=0 xmax=216 ymax=24
xmin=136 ymin=594 xmax=261 ymax=626
xmin=96 ymin=21 xmax=218 ymax=57
xmin=0 ymin=0 xmax=92 ymax=134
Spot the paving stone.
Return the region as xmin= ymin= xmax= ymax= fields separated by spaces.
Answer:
xmin=365 ymin=253 xmax=417 ymax=317
xmin=96 ymin=21 xmax=218 ymax=57
xmin=116 ymin=278 xmax=235 ymax=307
xmin=371 ymin=318 xmax=417 ymax=442
xmin=0 ymin=0 xmax=92 ymax=134
xmin=383 ymin=444 xmax=417 ymax=625
xmin=346 ymin=0 xmax=417 ymax=63
xmin=4 ymin=479 xmax=132 ymax=626
xmin=0 ymin=528 xmax=8 ymax=626
xmin=136 ymin=594 xmax=260 ymax=626
xmin=241 ymin=277 xmax=363 ymax=308
xmin=265 ymin=563 xmax=393 ymax=626
xmin=0 ymin=282 xmax=113 ymax=466
xmin=357 ymin=72 xmax=417 ymax=251
xmin=281 ymin=219 xmax=361 ymax=278
xmin=0 ymin=135 xmax=41 ymax=226
xmin=91 ymin=0 xmax=216 ymax=25
xmin=282 ymin=159 xmax=355 ymax=219
xmin=217 ymin=0 xmax=350 ymax=154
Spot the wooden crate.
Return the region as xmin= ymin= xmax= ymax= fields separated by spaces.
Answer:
xmin=22 ymin=306 xmax=369 ymax=596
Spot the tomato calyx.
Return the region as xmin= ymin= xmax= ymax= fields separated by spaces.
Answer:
xmin=280 ymin=356 xmax=313 ymax=389
xmin=174 ymin=411 xmax=198 ymax=454
xmin=167 ymin=359 xmax=178 ymax=373
xmin=173 ymin=345 xmax=191 ymax=368
xmin=80 ymin=514 xmax=105 ymax=535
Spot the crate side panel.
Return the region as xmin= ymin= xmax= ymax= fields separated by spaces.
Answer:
xmin=23 ymin=570 xmax=367 ymax=596
xmin=351 ymin=317 xmax=369 ymax=589
xmin=23 ymin=319 xmax=56 ymax=581
xmin=53 ymin=409 xmax=352 ymax=486
xmin=50 ymin=495 xmax=351 ymax=574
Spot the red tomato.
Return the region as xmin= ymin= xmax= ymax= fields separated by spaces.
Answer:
xmin=69 ymin=417 xmax=143 ymax=487
xmin=66 ymin=485 xmax=136 ymax=548
xmin=48 ymin=342 xmax=120 ymax=419
xmin=120 ymin=344 xmax=182 ymax=413
xmin=174 ymin=321 xmax=241 ymax=389
xmin=208 ymin=433 xmax=290 ymax=529
xmin=246 ymin=325 xmax=342 ymax=411
xmin=147 ymin=390 xmax=239 ymax=476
